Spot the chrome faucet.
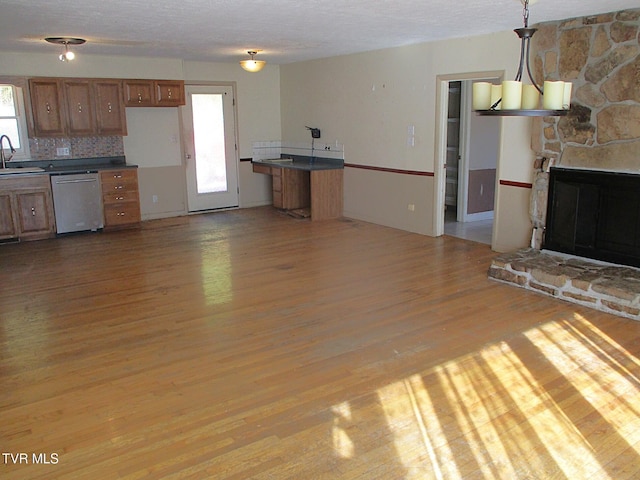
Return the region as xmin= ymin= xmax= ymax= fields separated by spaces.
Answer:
xmin=0 ymin=135 xmax=16 ymax=169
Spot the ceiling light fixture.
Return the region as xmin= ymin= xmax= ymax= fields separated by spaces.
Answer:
xmin=473 ymin=0 xmax=570 ymax=117
xmin=239 ymin=51 xmax=266 ymax=72
xmin=45 ymin=37 xmax=86 ymax=62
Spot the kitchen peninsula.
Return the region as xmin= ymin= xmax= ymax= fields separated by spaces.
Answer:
xmin=252 ymin=157 xmax=343 ymax=221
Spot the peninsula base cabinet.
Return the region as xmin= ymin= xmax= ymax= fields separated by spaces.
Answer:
xmin=0 ymin=176 xmax=56 ymax=242
xmin=100 ymin=169 xmax=141 ymax=229
xmin=252 ymin=163 xmax=343 ymax=220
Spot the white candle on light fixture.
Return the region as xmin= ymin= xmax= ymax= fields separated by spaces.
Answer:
xmin=521 ymin=84 xmax=540 ymax=110
xmin=562 ymin=82 xmax=572 ymax=109
xmin=542 ymin=81 xmax=564 ymax=110
xmin=501 ymin=81 xmax=523 ymax=109
xmin=472 ymin=82 xmax=492 ymax=110
xmin=490 ymin=84 xmax=502 ymax=110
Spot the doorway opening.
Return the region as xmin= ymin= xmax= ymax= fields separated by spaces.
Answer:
xmin=435 ymin=74 xmax=501 ymax=246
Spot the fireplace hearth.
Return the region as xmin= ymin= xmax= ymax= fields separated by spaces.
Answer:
xmin=544 ymin=167 xmax=640 ymax=268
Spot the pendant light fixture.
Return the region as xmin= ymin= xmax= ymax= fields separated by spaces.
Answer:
xmin=473 ymin=0 xmax=570 ymax=116
xmin=45 ymin=37 xmax=86 ymax=62
xmin=239 ymin=51 xmax=266 ymax=72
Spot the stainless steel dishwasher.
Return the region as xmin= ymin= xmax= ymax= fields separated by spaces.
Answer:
xmin=50 ymin=172 xmax=104 ymax=234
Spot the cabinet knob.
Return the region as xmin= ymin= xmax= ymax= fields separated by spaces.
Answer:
xmin=107 ymin=102 xmax=112 ymax=113
xmin=115 ymin=185 xmax=124 ymax=190
xmin=137 ymin=93 xmax=142 ymax=103
xmin=46 ymin=103 xmax=51 ymax=113
xmin=115 ymin=196 xmax=124 ymax=201
xmin=31 ymin=207 xmax=36 ymax=216
xmin=77 ymin=103 xmax=82 ymax=113
xmin=167 ymin=89 xmax=172 ymax=98
xmin=113 ymin=174 xmax=122 ymax=178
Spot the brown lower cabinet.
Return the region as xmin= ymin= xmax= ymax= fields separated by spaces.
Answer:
xmin=100 ymin=169 xmax=141 ymax=229
xmin=0 ymin=175 xmax=56 ymax=241
xmin=253 ymin=164 xmax=310 ymax=210
xmin=253 ymin=163 xmax=343 ymax=221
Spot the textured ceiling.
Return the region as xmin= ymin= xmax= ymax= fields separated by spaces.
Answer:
xmin=0 ymin=0 xmax=638 ymax=64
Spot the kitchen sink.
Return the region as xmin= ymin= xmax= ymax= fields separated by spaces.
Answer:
xmin=0 ymin=167 xmax=45 ymax=175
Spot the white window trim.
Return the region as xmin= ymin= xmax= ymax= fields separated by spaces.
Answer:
xmin=1 ymin=85 xmax=31 ymax=161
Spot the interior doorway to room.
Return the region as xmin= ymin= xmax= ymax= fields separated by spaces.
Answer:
xmin=439 ymin=77 xmax=500 ymax=245
xmin=182 ymin=85 xmax=239 ymax=212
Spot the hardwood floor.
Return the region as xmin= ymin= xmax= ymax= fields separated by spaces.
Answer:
xmin=1 ymin=206 xmax=640 ymax=479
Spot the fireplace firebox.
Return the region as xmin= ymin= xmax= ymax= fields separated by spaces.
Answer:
xmin=544 ymin=167 xmax=640 ymax=268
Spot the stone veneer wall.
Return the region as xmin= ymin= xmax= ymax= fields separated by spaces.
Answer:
xmin=528 ymin=8 xmax=640 ymax=248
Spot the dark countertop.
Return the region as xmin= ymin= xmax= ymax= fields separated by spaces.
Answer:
xmin=4 ymin=156 xmax=137 ymax=176
xmin=252 ymin=156 xmax=343 ymax=171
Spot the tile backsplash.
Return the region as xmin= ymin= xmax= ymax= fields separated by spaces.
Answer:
xmin=252 ymin=140 xmax=345 ymax=161
xmin=28 ymin=136 xmax=125 ymax=160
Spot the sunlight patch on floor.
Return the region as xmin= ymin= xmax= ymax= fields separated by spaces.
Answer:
xmin=525 ymin=314 xmax=640 ymax=463
xmin=330 ymin=315 xmax=640 ymax=478
xmin=331 ymin=401 xmax=355 ymax=459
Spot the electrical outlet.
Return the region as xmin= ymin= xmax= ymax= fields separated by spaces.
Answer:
xmin=56 ymin=147 xmax=70 ymax=156
xmin=152 ymin=195 xmax=159 ymax=204
xmin=408 ymin=204 xmax=415 ymax=212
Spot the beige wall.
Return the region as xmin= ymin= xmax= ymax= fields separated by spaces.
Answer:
xmin=0 ymin=51 xmax=280 ymax=218
xmin=2 ymin=30 xmax=539 ymax=250
xmin=493 ymin=184 xmax=534 ymax=252
xmin=280 ymin=31 xmax=536 ymax=250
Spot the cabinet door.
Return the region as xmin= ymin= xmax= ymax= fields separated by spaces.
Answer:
xmin=15 ymin=191 xmax=55 ymax=236
xmin=29 ymin=78 xmax=66 ymax=136
xmin=0 ymin=193 xmax=17 ymax=239
xmin=155 ymin=81 xmax=185 ymax=106
xmin=94 ymin=80 xmax=127 ymax=135
xmin=64 ymin=80 xmax=96 ymax=136
xmin=123 ymin=80 xmax=154 ymax=106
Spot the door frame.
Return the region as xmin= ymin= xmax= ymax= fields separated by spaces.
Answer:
xmin=179 ymin=81 xmax=240 ymax=212
xmin=433 ymin=71 xmax=503 ymax=237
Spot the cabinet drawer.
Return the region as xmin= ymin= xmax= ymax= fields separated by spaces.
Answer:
xmin=102 ymin=179 xmax=138 ymax=194
xmin=100 ymin=169 xmax=137 ymax=184
xmin=104 ymin=203 xmax=141 ymax=226
xmin=103 ymin=190 xmax=139 ymax=205
xmin=252 ymin=164 xmax=271 ymax=175
xmin=100 ymin=169 xmax=138 ymax=192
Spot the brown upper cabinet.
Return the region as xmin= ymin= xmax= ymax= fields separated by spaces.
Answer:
xmin=27 ymin=76 xmax=183 ymax=138
xmin=123 ymin=79 xmax=185 ymax=107
xmin=64 ymin=79 xmax=95 ymax=136
xmin=28 ymin=78 xmax=127 ymax=137
xmin=155 ymin=80 xmax=185 ymax=106
xmin=29 ymin=78 xmax=66 ymax=136
xmin=94 ymin=80 xmax=128 ymax=136
xmin=123 ymin=80 xmax=154 ymax=107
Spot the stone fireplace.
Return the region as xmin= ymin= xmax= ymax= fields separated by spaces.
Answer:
xmin=489 ymin=8 xmax=640 ymax=320
xmin=529 ymin=7 xmax=640 ymax=250
xmin=545 ymin=167 xmax=640 ymax=268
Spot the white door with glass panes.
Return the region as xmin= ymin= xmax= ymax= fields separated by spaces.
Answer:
xmin=182 ymin=85 xmax=238 ymax=211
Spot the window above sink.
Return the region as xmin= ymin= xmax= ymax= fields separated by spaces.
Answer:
xmin=0 ymin=84 xmax=31 ymax=162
